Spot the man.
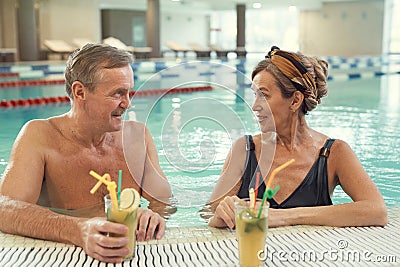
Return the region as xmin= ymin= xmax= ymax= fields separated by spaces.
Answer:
xmin=0 ymin=43 xmax=172 ymax=263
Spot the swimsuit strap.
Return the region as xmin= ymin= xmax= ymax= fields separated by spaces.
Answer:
xmin=314 ymin=138 xmax=335 ymax=204
xmin=238 ymin=135 xmax=266 ymax=199
xmin=243 ymin=134 xmax=255 ymax=183
xmin=319 ymin=138 xmax=336 ymax=157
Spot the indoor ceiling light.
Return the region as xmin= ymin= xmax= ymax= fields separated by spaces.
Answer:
xmin=253 ymin=2 xmax=262 ymax=9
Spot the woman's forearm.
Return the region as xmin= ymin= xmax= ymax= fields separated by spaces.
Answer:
xmin=272 ymin=201 xmax=387 ymax=228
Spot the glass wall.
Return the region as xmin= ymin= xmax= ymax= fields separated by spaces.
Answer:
xmin=245 ymin=7 xmax=299 ymax=53
xmin=210 ymin=11 xmax=237 ymax=50
xmin=210 ymin=6 xmax=299 ymax=54
xmin=384 ymin=0 xmax=400 ymax=54
xmin=389 ymin=0 xmax=400 ymax=53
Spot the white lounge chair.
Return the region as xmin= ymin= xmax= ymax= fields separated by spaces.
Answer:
xmin=103 ymin=36 xmax=134 ymax=52
xmin=165 ymin=41 xmax=192 ymax=57
xmin=43 ymin=39 xmax=76 ymax=59
xmin=209 ymin=44 xmax=247 ymax=58
xmin=188 ymin=42 xmax=211 ymax=58
xmin=72 ymin=38 xmax=95 ymax=48
xmin=103 ymin=36 xmax=152 ymax=59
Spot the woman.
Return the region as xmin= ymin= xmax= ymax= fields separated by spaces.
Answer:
xmin=208 ymin=46 xmax=387 ymax=229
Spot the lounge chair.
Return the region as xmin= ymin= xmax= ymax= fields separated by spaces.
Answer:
xmin=188 ymin=43 xmax=211 ymax=58
xmin=236 ymin=46 xmax=247 ymax=58
xmin=43 ymin=39 xmax=76 ymax=59
xmin=165 ymin=41 xmax=191 ymax=57
xmin=72 ymin=38 xmax=95 ymax=48
xmin=103 ymin=36 xmax=152 ymax=59
xmin=0 ymin=48 xmax=17 ymax=62
xmin=131 ymin=46 xmax=152 ymax=59
xmin=209 ymin=44 xmax=247 ymax=58
xmin=103 ymin=36 xmax=134 ymax=52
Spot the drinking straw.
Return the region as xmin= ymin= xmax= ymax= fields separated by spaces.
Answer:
xmin=90 ymin=173 xmax=111 ymax=194
xmin=249 ymin=188 xmax=255 ymax=209
xmin=266 ymin=159 xmax=295 ymax=189
xmin=89 ymin=170 xmax=118 ymax=210
xmin=257 ymin=159 xmax=295 ymax=218
xmin=118 ymin=170 xmax=122 ymax=207
xmin=255 ymin=171 xmax=260 ymax=199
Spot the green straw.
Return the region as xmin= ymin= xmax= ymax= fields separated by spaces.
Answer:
xmin=257 ymin=190 xmax=268 ymax=218
xmin=256 ymin=159 xmax=295 ymax=218
xmin=117 ymin=169 xmax=122 ymax=207
xmin=257 ymin=186 xmax=280 ymax=218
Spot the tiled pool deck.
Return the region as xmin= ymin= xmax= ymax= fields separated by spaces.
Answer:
xmin=0 ymin=206 xmax=399 ymax=266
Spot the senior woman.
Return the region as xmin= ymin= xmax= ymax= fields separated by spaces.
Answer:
xmin=207 ymin=46 xmax=387 ymax=229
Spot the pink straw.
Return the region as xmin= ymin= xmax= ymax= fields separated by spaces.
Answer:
xmin=255 ymin=171 xmax=260 ymax=199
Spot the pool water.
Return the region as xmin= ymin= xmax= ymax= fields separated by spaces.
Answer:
xmin=0 ymin=61 xmax=399 ymax=227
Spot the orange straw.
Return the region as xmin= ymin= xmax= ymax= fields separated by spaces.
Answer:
xmin=257 ymin=158 xmax=295 ymax=218
xmin=89 ymin=170 xmax=118 ymax=210
xmin=265 ymin=159 xmax=295 ymax=189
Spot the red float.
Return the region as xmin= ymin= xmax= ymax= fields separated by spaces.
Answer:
xmin=0 ymin=86 xmax=213 ymax=108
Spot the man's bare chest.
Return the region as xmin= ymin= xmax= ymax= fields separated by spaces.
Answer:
xmin=40 ymin=143 xmax=146 ymax=209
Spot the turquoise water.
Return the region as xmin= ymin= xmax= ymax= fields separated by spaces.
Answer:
xmin=0 ymin=61 xmax=399 ymax=227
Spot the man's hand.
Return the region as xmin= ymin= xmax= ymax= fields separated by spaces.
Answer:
xmin=77 ymin=208 xmax=165 ymax=263
xmin=78 ymin=217 xmax=130 ymax=263
xmin=136 ymin=208 xmax=166 ymax=241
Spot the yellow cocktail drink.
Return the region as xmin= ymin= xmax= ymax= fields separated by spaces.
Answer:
xmin=235 ymin=199 xmax=269 ymax=267
xmin=104 ymin=188 xmax=140 ymax=259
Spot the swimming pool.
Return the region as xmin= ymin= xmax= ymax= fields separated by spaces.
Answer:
xmin=0 ymin=60 xmax=399 ymax=227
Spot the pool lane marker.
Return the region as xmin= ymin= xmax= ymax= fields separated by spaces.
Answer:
xmin=0 ymin=79 xmax=65 ymax=87
xmin=0 ymin=86 xmax=213 ymax=108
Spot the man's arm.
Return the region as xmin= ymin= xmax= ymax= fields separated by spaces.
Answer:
xmin=121 ymin=122 xmax=170 ymax=240
xmin=0 ymin=121 xmax=131 ymax=263
xmin=0 ymin=120 xmax=83 ymax=247
xmin=1 ymin=120 xmax=45 ymax=203
xmin=141 ymin=125 xmax=172 ymax=205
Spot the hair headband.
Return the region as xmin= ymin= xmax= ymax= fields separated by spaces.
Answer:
xmin=265 ymin=46 xmax=316 ymax=95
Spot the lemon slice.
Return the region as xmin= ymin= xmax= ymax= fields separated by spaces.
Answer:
xmin=120 ymin=188 xmax=141 ymax=211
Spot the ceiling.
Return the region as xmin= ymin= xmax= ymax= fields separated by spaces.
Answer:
xmin=169 ymin=0 xmax=365 ymax=11
xmin=99 ymin=0 xmax=377 ymax=13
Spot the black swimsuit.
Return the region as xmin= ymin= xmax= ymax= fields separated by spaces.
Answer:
xmin=237 ymin=135 xmax=334 ymax=208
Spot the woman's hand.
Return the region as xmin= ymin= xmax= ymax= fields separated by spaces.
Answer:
xmin=208 ymin=196 xmax=241 ymax=229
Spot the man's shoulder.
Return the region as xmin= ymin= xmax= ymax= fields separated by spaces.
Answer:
xmin=123 ymin=120 xmax=145 ymax=127
xmin=123 ymin=120 xmax=146 ymax=132
xmin=122 ymin=120 xmax=148 ymax=139
xmin=21 ymin=115 xmax=66 ymax=139
xmin=22 ymin=118 xmax=52 ymax=133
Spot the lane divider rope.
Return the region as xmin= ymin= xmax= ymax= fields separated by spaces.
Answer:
xmin=0 ymin=79 xmax=65 ymax=87
xmin=0 ymin=86 xmax=213 ymax=108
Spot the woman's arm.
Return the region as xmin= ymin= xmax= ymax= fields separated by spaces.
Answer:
xmin=207 ymin=137 xmax=247 ymax=228
xmin=269 ymin=140 xmax=387 ymax=227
